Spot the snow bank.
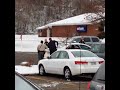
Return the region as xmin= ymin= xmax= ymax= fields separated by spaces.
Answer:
xmin=15 ymin=65 xmax=39 ymax=75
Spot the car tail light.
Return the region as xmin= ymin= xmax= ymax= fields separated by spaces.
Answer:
xmin=75 ymin=61 xmax=88 ymax=64
xmin=99 ymin=61 xmax=104 ymax=64
xmin=87 ymin=82 xmax=91 ymax=90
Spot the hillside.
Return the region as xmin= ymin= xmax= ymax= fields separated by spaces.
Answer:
xmin=15 ymin=0 xmax=105 ymax=34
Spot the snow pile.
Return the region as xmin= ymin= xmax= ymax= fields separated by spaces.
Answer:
xmin=15 ymin=65 xmax=39 ymax=75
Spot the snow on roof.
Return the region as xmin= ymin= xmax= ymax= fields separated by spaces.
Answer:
xmin=36 ymin=12 xmax=105 ymax=30
xmin=36 ymin=25 xmax=48 ymax=30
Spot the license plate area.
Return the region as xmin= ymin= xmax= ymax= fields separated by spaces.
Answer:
xmin=91 ymin=62 xmax=96 ymax=65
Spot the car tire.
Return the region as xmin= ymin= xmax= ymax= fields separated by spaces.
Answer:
xmin=39 ymin=65 xmax=45 ymax=76
xmin=64 ymin=67 xmax=72 ymax=80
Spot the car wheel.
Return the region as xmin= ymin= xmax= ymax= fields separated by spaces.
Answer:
xmin=39 ymin=65 xmax=45 ymax=75
xmin=64 ymin=67 xmax=72 ymax=79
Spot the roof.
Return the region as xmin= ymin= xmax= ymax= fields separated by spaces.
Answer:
xmin=36 ymin=12 xmax=105 ymax=30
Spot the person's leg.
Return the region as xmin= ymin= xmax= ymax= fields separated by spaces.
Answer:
xmin=50 ymin=50 xmax=52 ymax=55
xmin=50 ymin=50 xmax=54 ymax=55
xmin=38 ymin=52 xmax=41 ymax=60
xmin=41 ymin=52 xmax=45 ymax=59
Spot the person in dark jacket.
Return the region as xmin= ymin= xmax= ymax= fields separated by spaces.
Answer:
xmin=79 ymin=37 xmax=85 ymax=44
xmin=48 ymin=38 xmax=58 ymax=55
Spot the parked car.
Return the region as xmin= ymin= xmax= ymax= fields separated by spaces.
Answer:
xmin=90 ymin=42 xmax=105 ymax=59
xmin=64 ymin=36 xmax=101 ymax=46
xmin=38 ymin=49 xmax=104 ymax=79
xmin=59 ymin=43 xmax=91 ymax=51
xmin=87 ymin=62 xmax=105 ymax=90
xmin=57 ymin=41 xmax=66 ymax=48
xmin=15 ymin=72 xmax=43 ymax=90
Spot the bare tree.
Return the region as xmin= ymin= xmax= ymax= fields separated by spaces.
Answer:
xmin=15 ymin=0 xmax=105 ymax=34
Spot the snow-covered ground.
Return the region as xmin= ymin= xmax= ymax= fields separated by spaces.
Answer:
xmin=15 ymin=65 xmax=39 ymax=75
xmin=15 ymin=35 xmax=66 ymax=74
xmin=15 ymin=35 xmax=105 ymax=75
xmin=15 ymin=35 xmax=66 ymax=52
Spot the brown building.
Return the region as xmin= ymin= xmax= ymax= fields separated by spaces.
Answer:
xmin=37 ymin=24 xmax=100 ymax=37
xmin=37 ymin=13 xmax=103 ymax=37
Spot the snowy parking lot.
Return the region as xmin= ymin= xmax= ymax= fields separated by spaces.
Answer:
xmin=15 ymin=35 xmax=105 ymax=90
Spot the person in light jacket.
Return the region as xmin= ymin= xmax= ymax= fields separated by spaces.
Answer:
xmin=37 ymin=40 xmax=48 ymax=60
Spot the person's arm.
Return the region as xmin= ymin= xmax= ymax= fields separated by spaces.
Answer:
xmin=47 ymin=43 xmax=50 ymax=48
xmin=37 ymin=45 xmax=39 ymax=53
xmin=55 ymin=41 xmax=58 ymax=47
xmin=45 ymin=44 xmax=48 ymax=49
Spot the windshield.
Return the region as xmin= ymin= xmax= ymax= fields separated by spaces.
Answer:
xmin=71 ymin=51 xmax=98 ymax=57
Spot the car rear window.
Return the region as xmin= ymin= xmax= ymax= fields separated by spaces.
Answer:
xmin=71 ymin=51 xmax=98 ymax=57
xmin=92 ymin=62 xmax=105 ymax=84
xmin=72 ymin=38 xmax=80 ymax=43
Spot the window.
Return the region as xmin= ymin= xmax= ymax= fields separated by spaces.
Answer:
xmin=99 ymin=44 xmax=105 ymax=53
xmin=91 ymin=44 xmax=105 ymax=53
xmin=66 ymin=45 xmax=70 ymax=49
xmin=66 ymin=45 xmax=80 ymax=49
xmin=74 ymin=45 xmax=80 ymax=49
xmin=58 ymin=51 xmax=69 ymax=59
xmin=80 ymin=45 xmax=91 ymax=50
xmin=50 ymin=51 xmax=60 ymax=59
xmin=71 ymin=51 xmax=98 ymax=57
xmin=91 ymin=44 xmax=101 ymax=53
xmin=72 ymin=38 xmax=80 ymax=43
xmin=84 ymin=38 xmax=91 ymax=42
xmin=92 ymin=37 xmax=100 ymax=42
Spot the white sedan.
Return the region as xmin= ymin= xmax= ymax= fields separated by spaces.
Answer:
xmin=38 ymin=49 xmax=104 ymax=79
